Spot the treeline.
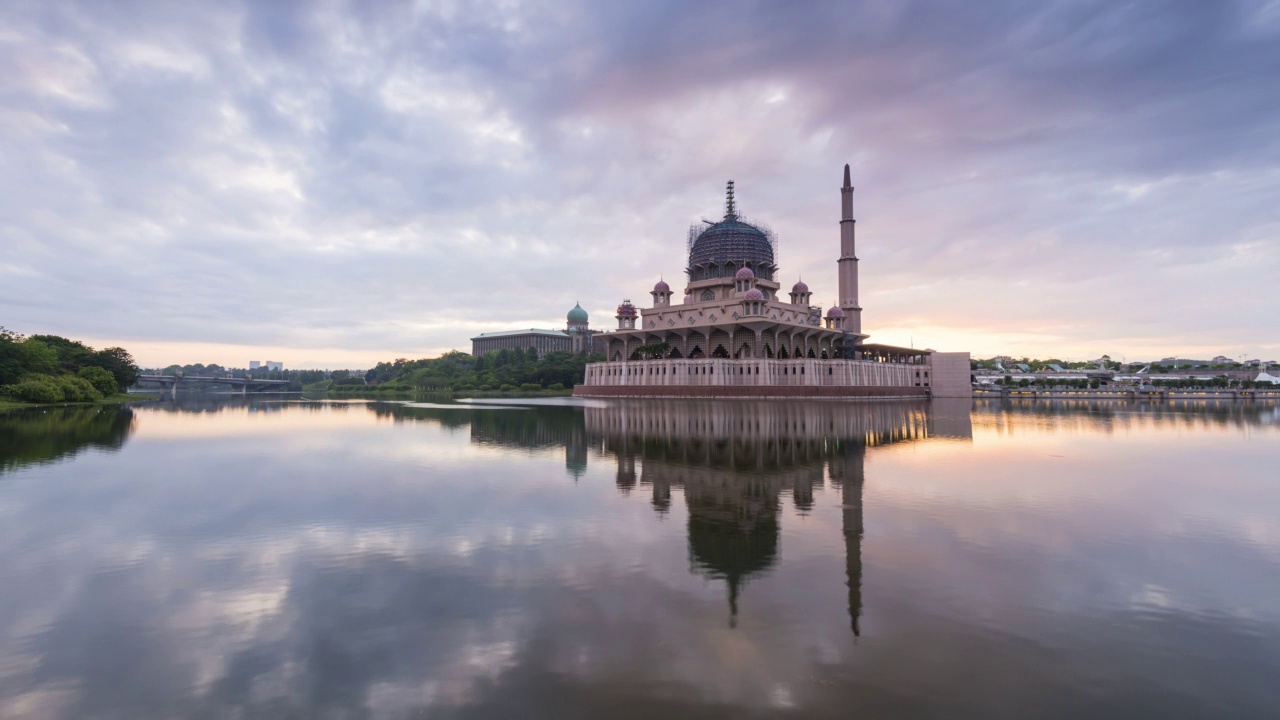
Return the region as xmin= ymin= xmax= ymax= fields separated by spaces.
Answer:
xmin=1149 ymin=377 xmax=1275 ymax=389
xmin=355 ymin=348 xmax=603 ymax=393
xmin=995 ymin=376 xmax=1274 ymax=390
xmin=144 ymin=364 xmax=360 ymax=392
xmin=0 ymin=328 xmax=140 ymax=404
xmin=974 ymin=355 xmax=1278 ymax=373
xmin=974 ymin=355 xmax=1124 ymax=371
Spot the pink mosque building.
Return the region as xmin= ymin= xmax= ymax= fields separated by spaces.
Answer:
xmin=575 ymin=165 xmax=971 ymax=398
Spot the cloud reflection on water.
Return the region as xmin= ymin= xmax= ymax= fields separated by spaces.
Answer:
xmin=0 ymin=398 xmax=1277 ymax=718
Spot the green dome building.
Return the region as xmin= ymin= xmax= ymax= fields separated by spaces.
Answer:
xmin=470 ymin=302 xmax=597 ymax=357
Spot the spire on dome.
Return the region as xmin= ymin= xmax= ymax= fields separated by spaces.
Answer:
xmin=725 ymin=180 xmax=736 ymax=219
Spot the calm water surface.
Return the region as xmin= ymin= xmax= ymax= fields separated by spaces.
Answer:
xmin=1 ymin=397 xmax=1278 ymax=719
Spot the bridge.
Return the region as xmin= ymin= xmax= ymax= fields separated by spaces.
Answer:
xmin=134 ymin=375 xmax=291 ymax=399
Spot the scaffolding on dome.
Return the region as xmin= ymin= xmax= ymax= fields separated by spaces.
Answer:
xmin=685 ymin=218 xmax=779 ymax=264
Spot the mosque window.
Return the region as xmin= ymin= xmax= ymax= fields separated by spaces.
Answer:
xmin=700 ymin=290 xmax=715 ymax=301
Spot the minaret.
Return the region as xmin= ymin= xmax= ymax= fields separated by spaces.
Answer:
xmin=837 ymin=164 xmax=862 ymax=334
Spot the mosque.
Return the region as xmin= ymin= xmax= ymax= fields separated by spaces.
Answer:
xmin=575 ymin=165 xmax=971 ymax=398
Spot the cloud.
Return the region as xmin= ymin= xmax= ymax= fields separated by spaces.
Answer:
xmin=0 ymin=0 xmax=1277 ymax=366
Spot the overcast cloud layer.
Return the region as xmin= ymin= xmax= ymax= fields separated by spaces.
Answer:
xmin=2 ymin=0 xmax=1278 ymax=367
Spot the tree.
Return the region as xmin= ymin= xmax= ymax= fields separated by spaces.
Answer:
xmin=90 ymin=347 xmax=141 ymax=389
xmin=28 ymin=335 xmax=95 ymax=373
xmin=78 ymin=366 xmax=119 ymax=396
xmin=19 ymin=339 xmax=60 ymax=376
xmin=0 ymin=327 xmax=24 ymax=385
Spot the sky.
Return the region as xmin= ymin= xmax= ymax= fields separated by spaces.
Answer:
xmin=1 ymin=0 xmax=1278 ymax=369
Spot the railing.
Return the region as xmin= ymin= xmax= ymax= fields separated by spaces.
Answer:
xmin=583 ymin=357 xmax=922 ymax=388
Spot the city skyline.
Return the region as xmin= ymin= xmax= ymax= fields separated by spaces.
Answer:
xmin=2 ymin=1 xmax=1277 ymax=368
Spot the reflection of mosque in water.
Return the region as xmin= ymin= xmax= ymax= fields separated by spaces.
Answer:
xmin=588 ymin=400 xmax=972 ymax=632
xmin=385 ymin=398 xmax=973 ymax=635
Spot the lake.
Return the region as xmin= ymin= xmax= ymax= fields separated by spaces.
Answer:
xmin=1 ymin=397 xmax=1278 ymax=718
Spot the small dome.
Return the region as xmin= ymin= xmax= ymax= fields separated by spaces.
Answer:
xmin=826 ymin=306 xmax=846 ymax=318
xmin=792 ymin=280 xmax=809 ymax=293
xmin=744 ymin=288 xmax=764 ymax=301
xmin=567 ymin=302 xmax=588 ymax=324
xmin=616 ymin=300 xmax=637 ymax=317
xmin=735 ymin=267 xmax=756 ymax=280
xmin=653 ymin=279 xmax=670 ymax=293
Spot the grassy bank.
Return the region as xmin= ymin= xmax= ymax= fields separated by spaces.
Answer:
xmin=0 ymin=392 xmax=158 ymax=411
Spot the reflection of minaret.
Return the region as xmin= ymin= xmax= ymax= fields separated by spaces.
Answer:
xmin=616 ymin=452 xmax=637 ymax=494
xmin=651 ymin=474 xmax=672 ymax=514
xmin=829 ymin=438 xmax=866 ymax=637
xmin=565 ymin=422 xmax=588 ymax=481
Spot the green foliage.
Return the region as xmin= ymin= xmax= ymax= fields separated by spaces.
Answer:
xmin=78 ymin=366 xmax=119 ymax=396
xmin=633 ymin=342 xmax=671 ymax=360
xmin=354 ymin=349 xmax=601 ymax=394
xmin=28 ymin=334 xmax=95 ymax=373
xmin=18 ymin=339 xmax=60 ymax=376
xmin=0 ymin=330 xmax=139 ymax=403
xmin=89 ymin=346 xmax=140 ymax=389
xmin=499 ymin=383 xmax=517 ymax=391
xmin=547 ymin=383 xmax=565 ymax=391
xmin=4 ymin=374 xmax=66 ymax=403
xmin=54 ymin=375 xmax=103 ymax=402
xmin=0 ymin=327 xmax=25 ymax=385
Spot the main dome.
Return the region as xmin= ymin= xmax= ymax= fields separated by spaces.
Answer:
xmin=567 ymin=302 xmax=588 ymax=324
xmin=686 ymin=181 xmax=776 ymax=283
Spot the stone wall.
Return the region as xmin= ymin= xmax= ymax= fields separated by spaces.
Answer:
xmin=928 ymin=352 xmax=973 ymax=398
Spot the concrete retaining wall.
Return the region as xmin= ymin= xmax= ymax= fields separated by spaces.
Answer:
xmin=573 ymin=385 xmax=929 ymax=399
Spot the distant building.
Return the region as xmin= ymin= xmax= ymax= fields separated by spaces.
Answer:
xmin=471 ymin=304 xmax=598 ymax=357
xmin=249 ymin=361 xmax=261 ymax=370
xmin=264 ymin=361 xmax=283 ymax=371
xmin=1161 ymin=357 xmax=1211 ymax=367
